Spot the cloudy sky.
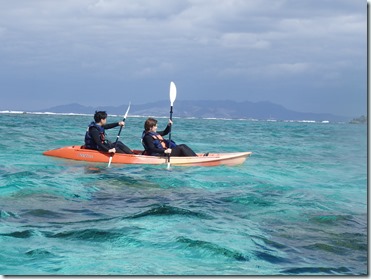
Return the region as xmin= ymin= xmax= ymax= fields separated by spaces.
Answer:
xmin=0 ymin=0 xmax=366 ymax=116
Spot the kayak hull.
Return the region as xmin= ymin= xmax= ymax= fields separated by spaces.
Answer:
xmin=43 ymin=146 xmax=252 ymax=166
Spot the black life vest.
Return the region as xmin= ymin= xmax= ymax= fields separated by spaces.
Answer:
xmin=84 ymin=122 xmax=106 ymax=150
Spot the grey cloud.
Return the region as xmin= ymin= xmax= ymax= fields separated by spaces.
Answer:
xmin=0 ymin=0 xmax=366 ymax=116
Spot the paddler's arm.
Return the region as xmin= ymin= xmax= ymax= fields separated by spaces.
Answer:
xmin=158 ymin=120 xmax=172 ymax=136
xmin=103 ymin=122 xmax=123 ymax=129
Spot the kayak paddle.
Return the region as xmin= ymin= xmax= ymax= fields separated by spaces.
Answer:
xmin=108 ymin=102 xmax=131 ymax=167
xmin=167 ymin=81 xmax=177 ymax=169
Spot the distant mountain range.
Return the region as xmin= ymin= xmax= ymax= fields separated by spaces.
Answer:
xmin=37 ymin=100 xmax=350 ymax=122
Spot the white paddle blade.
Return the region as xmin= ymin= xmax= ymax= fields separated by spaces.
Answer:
xmin=170 ymin=81 xmax=177 ymax=106
xmin=124 ymin=102 xmax=131 ymax=120
xmin=108 ymin=156 xmax=113 ymax=167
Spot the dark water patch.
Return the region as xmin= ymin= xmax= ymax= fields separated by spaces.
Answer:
xmin=177 ymin=236 xmax=248 ymax=261
xmin=281 ymin=266 xmax=352 ymax=275
xmin=61 ymin=208 xmax=104 ymax=218
xmin=44 ymin=215 xmax=119 ymax=226
xmin=0 ymin=209 xmax=19 ymax=219
xmin=84 ymin=166 xmax=105 ymax=174
xmin=25 ymin=248 xmax=55 ymax=258
xmin=130 ymin=204 xmax=212 ymax=219
xmin=253 ymin=250 xmax=290 ymax=264
xmin=44 ymin=204 xmax=211 ymax=226
xmin=251 ymin=235 xmax=288 ymax=250
xmin=330 ymin=232 xmax=367 ymax=252
xmin=1 ymin=229 xmax=35 ymax=238
xmin=222 ymin=195 xmax=274 ymax=207
xmin=250 ymin=235 xmax=298 ymax=260
xmin=303 ymin=243 xmax=348 ymax=255
xmin=45 ymin=228 xmax=125 ymax=242
xmin=309 ymin=214 xmax=358 ymax=225
xmin=21 ymin=209 xmax=65 ymax=218
xmin=2 ymin=170 xmax=38 ymax=179
xmin=97 ymin=173 xmax=160 ymax=188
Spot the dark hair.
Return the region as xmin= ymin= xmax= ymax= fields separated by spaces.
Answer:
xmin=144 ymin=117 xmax=158 ymax=131
xmin=94 ymin=111 xmax=107 ymax=123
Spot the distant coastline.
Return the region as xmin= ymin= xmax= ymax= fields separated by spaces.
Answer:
xmin=0 ymin=109 xmax=347 ymax=124
xmin=1 ymin=100 xmax=355 ymax=124
xmin=14 ymin=99 xmax=352 ymax=123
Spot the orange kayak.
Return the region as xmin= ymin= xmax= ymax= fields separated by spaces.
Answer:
xmin=43 ymin=145 xmax=252 ymax=167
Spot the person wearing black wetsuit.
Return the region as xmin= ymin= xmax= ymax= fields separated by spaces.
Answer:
xmin=141 ymin=117 xmax=198 ymax=157
xmin=84 ymin=111 xmax=133 ymax=154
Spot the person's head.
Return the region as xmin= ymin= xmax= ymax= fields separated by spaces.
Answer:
xmin=94 ymin=111 xmax=108 ymax=123
xmin=144 ymin=117 xmax=158 ymax=132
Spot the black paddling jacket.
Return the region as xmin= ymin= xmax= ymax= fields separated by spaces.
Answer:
xmin=84 ymin=122 xmax=119 ymax=152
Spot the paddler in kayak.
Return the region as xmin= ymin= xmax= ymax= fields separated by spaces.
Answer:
xmin=84 ymin=111 xmax=133 ymax=154
xmin=142 ymin=117 xmax=198 ymax=157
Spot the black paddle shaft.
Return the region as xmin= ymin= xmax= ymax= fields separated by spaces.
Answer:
xmin=167 ymin=105 xmax=174 ymax=166
xmin=168 ymin=106 xmax=173 ymax=143
xmin=113 ymin=117 xmax=126 ymax=148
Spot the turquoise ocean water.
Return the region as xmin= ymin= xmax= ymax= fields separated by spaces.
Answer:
xmin=0 ymin=112 xmax=367 ymax=275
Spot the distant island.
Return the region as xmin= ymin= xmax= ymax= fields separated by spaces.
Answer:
xmin=349 ymin=115 xmax=367 ymax=124
xmin=34 ymin=100 xmax=351 ymax=122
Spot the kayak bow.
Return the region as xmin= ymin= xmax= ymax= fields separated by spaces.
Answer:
xmin=43 ymin=146 xmax=252 ymax=167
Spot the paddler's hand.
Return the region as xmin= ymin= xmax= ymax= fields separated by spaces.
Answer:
xmin=108 ymin=148 xmax=116 ymax=153
xmin=168 ymin=119 xmax=173 ymax=126
xmin=164 ymin=148 xmax=172 ymax=154
xmin=118 ymin=121 xmax=125 ymax=127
